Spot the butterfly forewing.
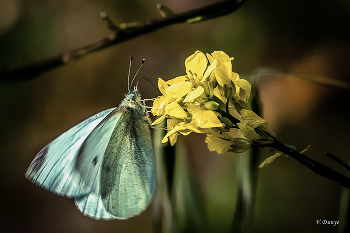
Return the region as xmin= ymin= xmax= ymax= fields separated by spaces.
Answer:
xmin=75 ymin=109 xmax=124 ymax=195
xmin=25 ymin=108 xmax=115 ymax=197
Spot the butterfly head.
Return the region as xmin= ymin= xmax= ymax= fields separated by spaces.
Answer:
xmin=126 ymin=86 xmax=142 ymax=102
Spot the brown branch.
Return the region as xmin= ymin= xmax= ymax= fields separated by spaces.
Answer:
xmin=0 ymin=0 xmax=245 ymax=81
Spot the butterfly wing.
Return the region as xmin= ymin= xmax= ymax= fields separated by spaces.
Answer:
xmin=74 ymin=108 xmax=124 ymax=194
xmin=71 ymin=108 xmax=126 ymax=220
xmin=100 ymin=107 xmax=156 ymax=219
xmin=74 ymin=192 xmax=119 ymax=220
xmin=74 ymin=104 xmax=155 ymax=219
xmin=25 ymin=108 xmax=115 ymax=197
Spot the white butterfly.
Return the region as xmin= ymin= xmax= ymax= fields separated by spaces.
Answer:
xmin=26 ymin=60 xmax=156 ymax=220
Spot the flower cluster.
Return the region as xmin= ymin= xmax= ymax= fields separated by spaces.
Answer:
xmin=151 ymin=51 xmax=275 ymax=154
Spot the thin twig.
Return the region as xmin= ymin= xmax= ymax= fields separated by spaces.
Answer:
xmin=325 ymin=152 xmax=350 ymax=172
xmin=270 ymin=138 xmax=350 ymax=189
xmin=0 ymin=0 xmax=245 ymax=81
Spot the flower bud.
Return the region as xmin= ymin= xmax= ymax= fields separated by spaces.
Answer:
xmin=204 ymin=101 xmax=219 ymax=111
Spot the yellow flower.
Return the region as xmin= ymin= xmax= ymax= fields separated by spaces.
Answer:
xmin=151 ymin=50 xmax=275 ymax=154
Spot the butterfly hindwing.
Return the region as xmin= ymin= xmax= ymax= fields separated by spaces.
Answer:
xmin=25 ymin=108 xmax=115 ymax=197
xmin=74 ymin=192 xmax=119 ymax=220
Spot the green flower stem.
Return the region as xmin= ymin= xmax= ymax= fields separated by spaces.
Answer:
xmin=216 ymin=108 xmax=240 ymax=126
xmin=270 ymin=138 xmax=350 ymax=189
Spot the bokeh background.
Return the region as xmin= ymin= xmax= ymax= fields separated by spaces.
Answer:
xmin=1 ymin=0 xmax=350 ymax=232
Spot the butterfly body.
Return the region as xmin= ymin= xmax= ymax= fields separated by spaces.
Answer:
xmin=26 ymin=87 xmax=156 ymax=219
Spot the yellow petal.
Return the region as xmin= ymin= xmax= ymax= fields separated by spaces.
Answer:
xmin=230 ymin=138 xmax=251 ymax=153
xmin=158 ymin=78 xmax=168 ymax=96
xmin=206 ymin=53 xmax=215 ymax=64
xmin=231 ymin=72 xmax=239 ymax=82
xmin=162 ymin=122 xmax=186 ymax=143
xmin=169 ymin=133 xmax=178 ymax=146
xmin=152 ymin=114 xmax=166 ymax=125
xmin=235 ymin=78 xmax=251 ymax=101
xmin=183 ymin=86 xmax=204 ymax=102
xmin=164 ymin=118 xmax=183 ymax=145
xmin=237 ymin=122 xmax=261 ymax=140
xmin=166 ymin=75 xmax=188 ymax=85
xmin=185 ymin=122 xmax=214 ymax=134
xmin=151 ymin=96 xmax=165 ymax=116
xmin=240 ymin=109 xmax=265 ymax=126
xmin=215 ymin=63 xmax=232 ymax=86
xmin=237 ymin=109 xmax=266 ymax=139
xmin=192 ymin=110 xmax=223 ymax=128
xmin=202 ymin=59 xmax=217 ymax=81
xmin=185 ymin=50 xmax=207 ymax=78
xmin=259 ymin=152 xmax=283 ymax=168
xmin=205 ymin=134 xmax=232 ymax=154
xmin=166 ymin=82 xmax=192 ymax=98
xmin=211 ymin=51 xmax=233 ymax=63
xmin=186 ymin=103 xmax=203 ymax=115
xmin=213 ymin=87 xmax=227 ymax=104
xmin=165 ymin=102 xmax=187 ymax=118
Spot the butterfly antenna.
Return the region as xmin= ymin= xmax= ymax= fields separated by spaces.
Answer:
xmin=138 ymin=76 xmax=162 ymax=95
xmin=127 ymin=56 xmax=133 ymax=91
xmin=130 ymin=59 xmax=145 ymax=89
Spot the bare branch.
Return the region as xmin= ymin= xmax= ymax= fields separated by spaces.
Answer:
xmin=270 ymin=138 xmax=350 ymax=189
xmin=0 ymin=0 xmax=245 ymax=81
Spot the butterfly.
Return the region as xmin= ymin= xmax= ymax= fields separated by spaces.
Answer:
xmin=25 ymin=58 xmax=156 ymax=219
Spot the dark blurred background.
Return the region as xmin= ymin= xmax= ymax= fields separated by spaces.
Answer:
xmin=1 ymin=0 xmax=350 ymax=232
